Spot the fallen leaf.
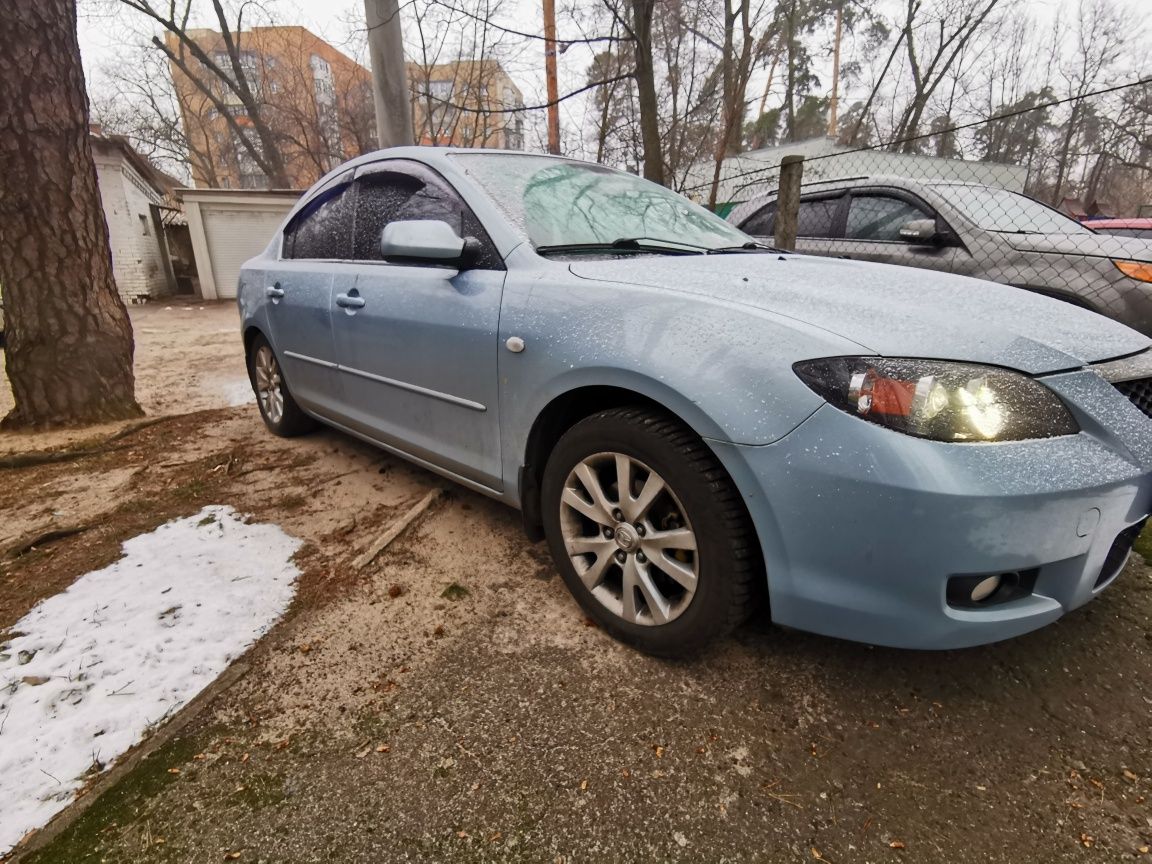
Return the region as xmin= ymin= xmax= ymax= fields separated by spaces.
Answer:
xmin=489 ymin=832 xmax=502 ymax=843
xmin=21 ymin=676 xmax=50 ymax=686
xmin=375 ymin=744 xmax=390 ymax=753
xmin=653 ymin=745 xmax=665 ymax=758
xmin=224 ymin=853 xmax=241 ymax=861
xmin=167 ymin=768 xmax=181 ymax=775
xmin=1124 ymin=769 xmax=1139 ymax=782
xmin=1138 ymin=844 xmax=1149 ymax=854
xmin=1081 ymin=833 xmax=1094 ymax=848
xmin=579 ymin=779 xmax=588 ymax=791
xmin=1090 ymin=778 xmax=1104 ymax=790
xmin=811 ymin=848 xmax=824 ymax=860
xmin=889 ymin=839 xmax=906 ymax=849
xmin=240 ymin=753 xmax=250 ymax=763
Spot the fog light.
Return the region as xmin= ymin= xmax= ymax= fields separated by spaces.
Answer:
xmin=969 ymin=575 xmax=1001 ymax=602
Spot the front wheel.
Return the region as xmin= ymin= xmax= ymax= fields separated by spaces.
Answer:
xmin=541 ymin=407 xmax=761 ymax=657
xmin=246 ymin=334 xmax=317 ymax=437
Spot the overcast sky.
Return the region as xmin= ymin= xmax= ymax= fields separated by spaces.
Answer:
xmin=76 ymin=0 xmax=1148 ymax=158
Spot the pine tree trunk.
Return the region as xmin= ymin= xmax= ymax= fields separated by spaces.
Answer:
xmin=631 ymin=0 xmax=665 ymax=186
xmin=0 ymin=0 xmax=143 ymax=428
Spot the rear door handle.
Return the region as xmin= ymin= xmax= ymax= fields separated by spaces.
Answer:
xmin=335 ymin=292 xmax=365 ymax=309
xmin=266 ymin=283 xmax=285 ymax=299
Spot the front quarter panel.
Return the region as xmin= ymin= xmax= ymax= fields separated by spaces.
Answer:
xmin=497 ymin=247 xmax=867 ymax=501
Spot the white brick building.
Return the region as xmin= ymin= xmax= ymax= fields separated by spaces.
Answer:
xmin=90 ymin=134 xmax=181 ymax=302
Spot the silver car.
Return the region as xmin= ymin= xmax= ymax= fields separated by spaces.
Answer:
xmin=727 ymin=176 xmax=1152 ymax=335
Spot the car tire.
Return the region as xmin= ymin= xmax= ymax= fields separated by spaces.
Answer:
xmin=246 ymin=333 xmax=317 ymax=437
xmin=541 ymin=406 xmax=761 ymax=657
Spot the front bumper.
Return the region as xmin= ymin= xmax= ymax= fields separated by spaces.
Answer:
xmin=710 ymin=369 xmax=1152 ymax=649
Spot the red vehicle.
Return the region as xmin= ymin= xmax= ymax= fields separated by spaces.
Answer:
xmin=1087 ymin=217 xmax=1152 ymax=240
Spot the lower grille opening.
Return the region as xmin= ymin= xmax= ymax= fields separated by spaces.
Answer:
xmin=1113 ymin=378 xmax=1152 ymax=419
xmin=1095 ymin=518 xmax=1146 ymax=589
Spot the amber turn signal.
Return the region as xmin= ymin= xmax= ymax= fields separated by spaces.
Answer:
xmin=1114 ymin=260 xmax=1152 ymax=283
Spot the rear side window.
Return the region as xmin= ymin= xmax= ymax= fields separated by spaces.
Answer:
xmin=352 ymin=161 xmax=503 ymax=268
xmin=846 ymin=194 xmax=930 ymax=241
xmin=283 ymin=182 xmax=356 ymax=259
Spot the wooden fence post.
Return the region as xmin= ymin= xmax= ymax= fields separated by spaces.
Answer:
xmin=774 ymin=155 xmax=804 ymax=251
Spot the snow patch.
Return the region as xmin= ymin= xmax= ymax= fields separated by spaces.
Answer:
xmin=219 ymin=378 xmax=256 ymax=407
xmin=0 ymin=505 xmax=300 ymax=854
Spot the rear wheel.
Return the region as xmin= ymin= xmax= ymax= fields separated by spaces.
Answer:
xmin=247 ymin=334 xmax=317 ymax=437
xmin=541 ymin=406 xmax=761 ymax=657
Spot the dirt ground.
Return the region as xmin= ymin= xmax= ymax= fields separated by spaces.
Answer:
xmin=2 ymin=306 xmax=1152 ymax=863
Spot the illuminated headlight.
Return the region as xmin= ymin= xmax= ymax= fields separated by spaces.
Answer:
xmin=794 ymin=357 xmax=1079 ymax=442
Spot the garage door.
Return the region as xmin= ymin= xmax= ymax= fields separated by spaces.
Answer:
xmin=202 ymin=207 xmax=290 ymax=298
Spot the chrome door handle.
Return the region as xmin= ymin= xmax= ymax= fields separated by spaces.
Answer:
xmin=335 ymin=293 xmax=365 ymax=309
xmin=266 ymin=283 xmax=285 ymax=299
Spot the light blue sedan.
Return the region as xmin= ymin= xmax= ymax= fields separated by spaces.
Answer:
xmin=238 ymin=148 xmax=1152 ymax=655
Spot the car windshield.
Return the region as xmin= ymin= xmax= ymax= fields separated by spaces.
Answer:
xmin=451 ymin=153 xmax=752 ymax=252
xmin=934 ymin=184 xmax=1090 ymax=235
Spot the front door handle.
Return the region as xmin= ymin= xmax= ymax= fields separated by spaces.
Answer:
xmin=266 ymin=283 xmax=285 ymax=299
xmin=335 ymin=292 xmax=365 ymax=309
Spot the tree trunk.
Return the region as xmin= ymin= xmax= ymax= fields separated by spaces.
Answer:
xmin=631 ymin=0 xmax=665 ymax=185
xmin=0 ymin=0 xmax=142 ymax=428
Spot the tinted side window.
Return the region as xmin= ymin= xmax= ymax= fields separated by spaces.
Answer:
xmin=284 ymin=182 xmax=356 ymax=260
xmin=846 ymin=195 xmax=929 ymax=241
xmin=352 ymin=171 xmax=425 ymax=260
xmin=741 ymin=201 xmax=777 ymax=236
xmin=796 ymin=198 xmax=840 ymax=237
xmin=352 ymin=163 xmax=503 ymax=269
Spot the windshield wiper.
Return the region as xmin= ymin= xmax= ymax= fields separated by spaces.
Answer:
xmin=706 ymin=241 xmax=779 ymax=254
xmin=535 ymin=237 xmax=705 ymax=256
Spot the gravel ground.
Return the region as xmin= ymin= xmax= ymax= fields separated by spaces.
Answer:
xmin=3 ymin=305 xmax=1152 ymax=863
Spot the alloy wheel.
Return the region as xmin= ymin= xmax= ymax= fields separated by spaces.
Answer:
xmin=558 ymin=452 xmax=699 ymax=626
xmin=254 ymin=344 xmax=285 ymax=425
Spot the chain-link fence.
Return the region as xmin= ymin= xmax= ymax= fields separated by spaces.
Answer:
xmin=697 ymin=79 xmax=1152 ymax=336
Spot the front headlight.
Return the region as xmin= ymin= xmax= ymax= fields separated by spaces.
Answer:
xmin=793 ymin=357 xmax=1079 ymax=442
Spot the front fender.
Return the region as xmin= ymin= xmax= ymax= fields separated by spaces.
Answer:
xmin=497 ymin=263 xmax=862 ymax=500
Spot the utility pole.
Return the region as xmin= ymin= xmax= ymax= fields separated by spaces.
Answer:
xmin=364 ymin=0 xmax=414 ymax=149
xmin=542 ymin=0 xmax=561 ymax=154
xmin=826 ymin=0 xmax=843 ymax=138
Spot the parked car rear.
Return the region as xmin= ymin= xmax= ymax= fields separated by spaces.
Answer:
xmin=727 ymin=176 xmax=1152 ymax=335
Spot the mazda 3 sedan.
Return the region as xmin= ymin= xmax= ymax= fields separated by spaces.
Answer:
xmin=238 ymin=148 xmax=1152 ymax=655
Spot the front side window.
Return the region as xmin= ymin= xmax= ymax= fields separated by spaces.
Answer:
xmin=796 ymin=197 xmax=841 ymax=238
xmin=846 ymin=194 xmax=930 ymax=241
xmin=283 ymin=180 xmax=355 ymax=259
xmin=451 ymin=153 xmax=752 ymax=251
xmin=934 ymin=185 xmax=1089 ymax=235
xmin=741 ymin=201 xmax=777 ymax=236
xmin=351 ymin=162 xmax=502 ymax=268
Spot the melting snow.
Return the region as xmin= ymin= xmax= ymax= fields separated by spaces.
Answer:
xmin=0 ymin=505 xmax=300 ymax=854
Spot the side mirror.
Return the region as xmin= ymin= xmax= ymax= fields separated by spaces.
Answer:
xmin=380 ymin=220 xmax=480 ymax=269
xmin=898 ymin=218 xmax=942 ymax=246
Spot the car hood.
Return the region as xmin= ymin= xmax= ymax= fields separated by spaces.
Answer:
xmin=1004 ymin=231 xmax=1152 ymax=262
xmin=569 ymin=253 xmax=1150 ymax=374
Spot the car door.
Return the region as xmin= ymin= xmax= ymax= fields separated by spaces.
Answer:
xmin=841 ymin=190 xmax=957 ymax=273
xmin=738 ymin=193 xmax=847 ymax=257
xmin=262 ymin=171 xmax=354 ymax=418
xmin=328 ymin=159 xmax=506 ymax=490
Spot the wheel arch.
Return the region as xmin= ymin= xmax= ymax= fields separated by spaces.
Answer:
xmin=516 ymin=382 xmax=758 ymax=558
